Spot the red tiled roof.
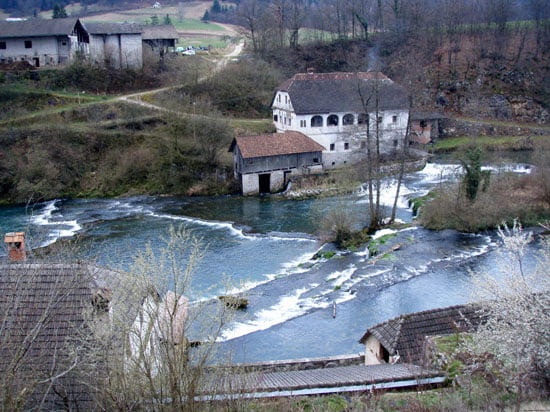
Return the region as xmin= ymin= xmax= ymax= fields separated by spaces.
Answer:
xmin=230 ymin=131 xmax=325 ymax=159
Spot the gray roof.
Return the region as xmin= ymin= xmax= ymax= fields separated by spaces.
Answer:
xmin=0 ymin=262 xmax=149 ymax=410
xmin=359 ymin=304 xmax=483 ymax=364
xmin=275 ymin=72 xmax=409 ymax=115
xmin=84 ymin=21 xmax=142 ymax=35
xmin=0 ymin=17 xmax=82 ymax=38
xmin=142 ymin=24 xmax=179 ymax=40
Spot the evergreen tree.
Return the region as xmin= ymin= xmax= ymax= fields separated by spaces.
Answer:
xmin=52 ymin=2 xmax=67 ymax=18
xmin=163 ymin=13 xmax=171 ymax=25
xmin=201 ymin=9 xmax=210 ymax=22
xmin=211 ymin=0 xmax=221 ymax=14
xmin=150 ymin=14 xmax=159 ymax=25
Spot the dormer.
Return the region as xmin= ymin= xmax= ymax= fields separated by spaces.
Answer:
xmin=272 ymin=91 xmax=293 ymax=111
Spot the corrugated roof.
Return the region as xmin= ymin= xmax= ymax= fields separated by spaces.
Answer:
xmin=84 ymin=21 xmax=142 ymax=34
xmin=142 ymin=24 xmax=179 ymax=40
xmin=275 ymin=72 xmax=408 ymax=114
xmin=0 ymin=17 xmax=80 ymax=38
xmin=359 ymin=304 xmax=483 ymax=364
xmin=230 ymin=131 xmax=325 ymax=159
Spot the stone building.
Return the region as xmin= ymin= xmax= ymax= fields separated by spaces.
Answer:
xmin=271 ymin=71 xmax=409 ymax=169
xmin=229 ymin=131 xmax=324 ymax=195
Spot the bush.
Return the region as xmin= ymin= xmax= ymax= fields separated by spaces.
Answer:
xmin=185 ymin=59 xmax=283 ymax=117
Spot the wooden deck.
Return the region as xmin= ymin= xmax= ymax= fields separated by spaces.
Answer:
xmin=203 ymin=363 xmax=445 ymax=399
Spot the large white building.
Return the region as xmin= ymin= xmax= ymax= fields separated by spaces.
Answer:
xmin=0 ymin=18 xmax=89 ymax=67
xmin=0 ymin=18 xmax=179 ymax=69
xmin=271 ymin=71 xmax=410 ymax=169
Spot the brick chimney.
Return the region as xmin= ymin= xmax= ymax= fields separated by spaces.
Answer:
xmin=4 ymin=232 xmax=26 ymax=261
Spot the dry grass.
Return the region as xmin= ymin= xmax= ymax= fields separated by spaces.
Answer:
xmin=420 ymin=170 xmax=550 ymax=232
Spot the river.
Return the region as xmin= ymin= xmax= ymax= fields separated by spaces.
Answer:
xmin=0 ymin=157 xmax=540 ymax=362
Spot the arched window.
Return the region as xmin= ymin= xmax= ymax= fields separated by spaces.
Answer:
xmin=327 ymin=114 xmax=339 ymax=126
xmin=311 ymin=115 xmax=323 ymax=127
xmin=343 ymin=114 xmax=354 ymax=125
xmin=358 ymin=113 xmax=369 ymax=124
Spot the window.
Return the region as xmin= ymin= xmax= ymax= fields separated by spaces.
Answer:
xmin=278 ymin=94 xmax=281 ymax=102
xmin=327 ymin=114 xmax=339 ymax=126
xmin=313 ymin=157 xmax=319 ymax=163
xmin=288 ymin=119 xmax=291 ymax=126
xmin=0 ymin=41 xmax=6 ymax=50
xmin=24 ymin=40 xmax=32 ymax=49
xmin=343 ymin=114 xmax=354 ymax=125
xmin=330 ymin=143 xmax=335 ymax=151
xmin=273 ymin=115 xmax=278 ymax=122
xmin=358 ymin=113 xmax=368 ymax=124
xmin=393 ymin=140 xmax=398 ymax=147
xmin=392 ymin=115 xmax=397 ymax=123
xmin=285 ymin=95 xmax=288 ymax=104
xmin=311 ymin=115 xmax=323 ymax=127
xmin=420 ymin=120 xmax=427 ymax=128
xmin=344 ymin=142 xmax=349 ymax=150
xmin=300 ymin=120 xmax=306 ymax=127
xmin=61 ymin=41 xmax=67 ymax=46
xmin=377 ymin=116 xmax=383 ymax=124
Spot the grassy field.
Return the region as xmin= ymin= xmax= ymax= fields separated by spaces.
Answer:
xmin=433 ymin=135 xmax=550 ymax=152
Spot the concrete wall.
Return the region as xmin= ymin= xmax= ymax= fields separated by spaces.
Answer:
xmin=364 ymin=336 xmax=383 ymax=365
xmin=89 ymin=33 xmax=142 ymax=69
xmin=237 ymin=151 xmax=323 ymax=195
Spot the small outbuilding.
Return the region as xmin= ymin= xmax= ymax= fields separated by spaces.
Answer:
xmin=409 ymin=111 xmax=445 ymax=145
xmin=142 ymin=24 xmax=179 ymax=55
xmin=359 ymin=304 xmax=483 ymax=366
xmin=229 ymin=131 xmax=324 ymax=195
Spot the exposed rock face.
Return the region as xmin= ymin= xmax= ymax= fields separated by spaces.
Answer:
xmin=434 ymin=67 xmax=548 ymax=125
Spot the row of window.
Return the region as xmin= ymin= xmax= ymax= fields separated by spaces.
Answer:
xmin=273 ymin=113 xmax=399 ymax=128
xmin=329 ymin=142 xmax=350 ymax=151
xmin=0 ymin=40 xmax=34 ymax=49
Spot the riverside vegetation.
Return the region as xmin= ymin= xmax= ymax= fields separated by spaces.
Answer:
xmin=0 ymin=2 xmax=549 ymax=411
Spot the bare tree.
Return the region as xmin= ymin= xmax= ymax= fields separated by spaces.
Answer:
xmin=89 ymin=226 xmax=235 ymax=412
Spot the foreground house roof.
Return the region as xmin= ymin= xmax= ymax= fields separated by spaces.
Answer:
xmin=0 ymin=262 xmax=147 ymax=410
xmin=0 ymin=17 xmax=85 ymax=38
xmin=359 ymin=304 xmax=483 ymax=364
xmin=229 ymin=131 xmax=325 ymax=159
xmin=275 ymin=71 xmax=409 ymax=115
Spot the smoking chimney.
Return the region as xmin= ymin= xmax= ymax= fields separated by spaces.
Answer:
xmin=4 ymin=232 xmax=26 ymax=261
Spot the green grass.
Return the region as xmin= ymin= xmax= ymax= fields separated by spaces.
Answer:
xmin=367 ymin=233 xmax=397 ymax=255
xmin=178 ymin=36 xmax=233 ymax=49
xmin=434 ymin=135 xmax=550 ymax=152
xmin=172 ymin=18 xmax=225 ymax=31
